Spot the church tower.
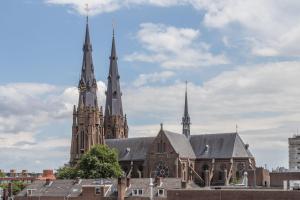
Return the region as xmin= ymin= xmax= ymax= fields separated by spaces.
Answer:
xmin=104 ymin=30 xmax=128 ymax=139
xmin=70 ymin=18 xmax=105 ymax=165
xmin=182 ymin=81 xmax=191 ymax=138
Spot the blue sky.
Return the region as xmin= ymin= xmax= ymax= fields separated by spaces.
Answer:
xmin=1 ymin=0 xmax=300 ymax=172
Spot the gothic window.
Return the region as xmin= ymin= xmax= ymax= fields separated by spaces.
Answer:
xmin=163 ymin=142 xmax=166 ymax=152
xmin=80 ymin=131 xmax=84 ymax=150
xmin=76 ymin=135 xmax=79 ymax=154
xmin=220 ymin=164 xmax=227 ymax=171
xmin=157 ymin=143 xmax=160 ymax=152
xmin=218 ymin=171 xmax=223 ymax=181
xmin=155 ymin=161 xmax=169 ymax=178
xmin=202 ymin=164 xmax=209 ymax=171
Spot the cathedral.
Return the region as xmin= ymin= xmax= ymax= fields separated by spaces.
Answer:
xmin=70 ymin=19 xmax=256 ymax=186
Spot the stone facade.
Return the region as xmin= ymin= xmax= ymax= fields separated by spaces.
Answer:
xmin=106 ymin=127 xmax=255 ymax=186
xmin=70 ymin=21 xmax=128 ymax=165
xmin=69 ymin=19 xmax=105 ymax=165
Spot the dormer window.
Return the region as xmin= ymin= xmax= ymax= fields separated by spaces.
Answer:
xmin=158 ymin=189 xmax=164 ymax=197
xmin=26 ymin=189 xmax=36 ymax=197
xmin=132 ymin=189 xmax=143 ymax=196
xmin=95 ymin=187 xmax=101 ymax=195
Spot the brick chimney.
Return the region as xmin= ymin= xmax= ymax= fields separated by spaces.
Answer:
xmin=9 ymin=169 xmax=16 ymax=177
xmin=45 ymin=178 xmax=51 ymax=186
xmin=181 ymin=181 xmax=187 ymax=189
xmin=126 ymin=177 xmax=131 ymax=188
xmin=118 ymin=177 xmax=126 ymax=200
xmin=22 ymin=170 xmax=28 ymax=177
xmin=155 ymin=176 xmax=163 ymax=186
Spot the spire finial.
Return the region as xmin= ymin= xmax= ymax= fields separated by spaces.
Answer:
xmin=112 ymin=19 xmax=116 ymax=38
xmin=185 ymin=80 xmax=188 ymax=92
xmin=85 ymin=3 xmax=89 ymax=24
xmin=160 ymin=123 xmax=163 ymax=130
xmin=236 ymin=124 xmax=238 ymax=133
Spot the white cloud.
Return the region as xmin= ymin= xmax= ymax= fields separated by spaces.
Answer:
xmin=45 ymin=0 xmax=300 ymax=57
xmin=133 ymin=71 xmax=175 ymax=87
xmin=123 ymin=61 xmax=300 ymax=168
xmin=46 ymin=0 xmax=121 ymax=15
xmin=2 ymin=61 xmax=300 ymax=170
xmin=0 ymin=81 xmax=106 ymax=171
xmin=125 ymin=23 xmax=228 ymax=69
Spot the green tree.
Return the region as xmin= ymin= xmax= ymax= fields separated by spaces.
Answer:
xmin=0 ymin=171 xmax=5 ymax=178
xmin=56 ymin=166 xmax=79 ymax=179
xmin=79 ymin=145 xmax=122 ymax=178
xmin=0 ymin=181 xmax=26 ymax=195
xmin=57 ymin=144 xmax=122 ymax=179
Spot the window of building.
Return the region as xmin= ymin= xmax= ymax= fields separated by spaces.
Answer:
xmin=95 ymin=187 xmax=101 ymax=195
xmin=163 ymin=142 xmax=166 ymax=152
xmin=80 ymin=131 xmax=84 ymax=150
xmin=158 ymin=189 xmax=164 ymax=196
xmin=132 ymin=189 xmax=143 ymax=196
xmin=26 ymin=189 xmax=36 ymax=196
xmin=218 ymin=171 xmax=223 ymax=181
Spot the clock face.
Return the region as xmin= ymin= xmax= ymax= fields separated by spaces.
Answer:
xmin=155 ymin=161 xmax=169 ymax=177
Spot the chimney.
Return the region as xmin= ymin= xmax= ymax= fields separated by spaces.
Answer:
xmin=45 ymin=178 xmax=51 ymax=186
xmin=155 ymin=177 xmax=162 ymax=186
xmin=181 ymin=181 xmax=187 ymax=189
xmin=74 ymin=177 xmax=81 ymax=185
xmin=9 ymin=169 xmax=16 ymax=177
xmin=126 ymin=177 xmax=131 ymax=188
xmin=3 ymin=188 xmax=7 ymax=200
xmin=22 ymin=170 xmax=28 ymax=177
xmin=117 ymin=177 xmax=126 ymax=200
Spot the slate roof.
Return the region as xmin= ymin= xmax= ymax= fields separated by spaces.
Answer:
xmin=16 ymin=179 xmax=116 ymax=198
xmin=163 ymin=131 xmax=196 ymax=158
xmin=126 ymin=178 xmax=199 ymax=197
xmin=189 ymin=132 xmax=253 ymax=159
xmin=17 ymin=178 xmax=199 ymax=199
xmin=106 ymin=137 xmax=155 ymax=161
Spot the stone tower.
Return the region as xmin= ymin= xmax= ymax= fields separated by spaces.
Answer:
xmin=104 ymin=30 xmax=128 ymax=139
xmin=70 ymin=18 xmax=105 ymax=165
xmin=182 ymin=81 xmax=190 ymax=138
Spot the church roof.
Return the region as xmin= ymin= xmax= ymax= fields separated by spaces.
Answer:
xmin=163 ymin=130 xmax=196 ymax=158
xmin=189 ymin=132 xmax=253 ymax=159
xmin=106 ymin=137 xmax=155 ymax=161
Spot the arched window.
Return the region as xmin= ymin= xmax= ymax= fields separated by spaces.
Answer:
xmin=80 ymin=131 xmax=85 ymax=150
xmin=218 ymin=171 xmax=223 ymax=181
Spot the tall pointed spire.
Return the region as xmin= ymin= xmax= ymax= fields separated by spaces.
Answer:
xmin=104 ymin=27 xmax=128 ymax=139
xmin=105 ymin=28 xmax=123 ymax=116
xmin=78 ymin=16 xmax=98 ymax=107
xmin=70 ymin=17 xmax=105 ymax=166
xmin=182 ymin=81 xmax=191 ymax=138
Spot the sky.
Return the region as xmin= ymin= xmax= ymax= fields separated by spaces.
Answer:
xmin=1 ymin=0 xmax=300 ymax=172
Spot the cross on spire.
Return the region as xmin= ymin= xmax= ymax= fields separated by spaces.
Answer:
xmin=85 ymin=3 xmax=89 ymax=24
